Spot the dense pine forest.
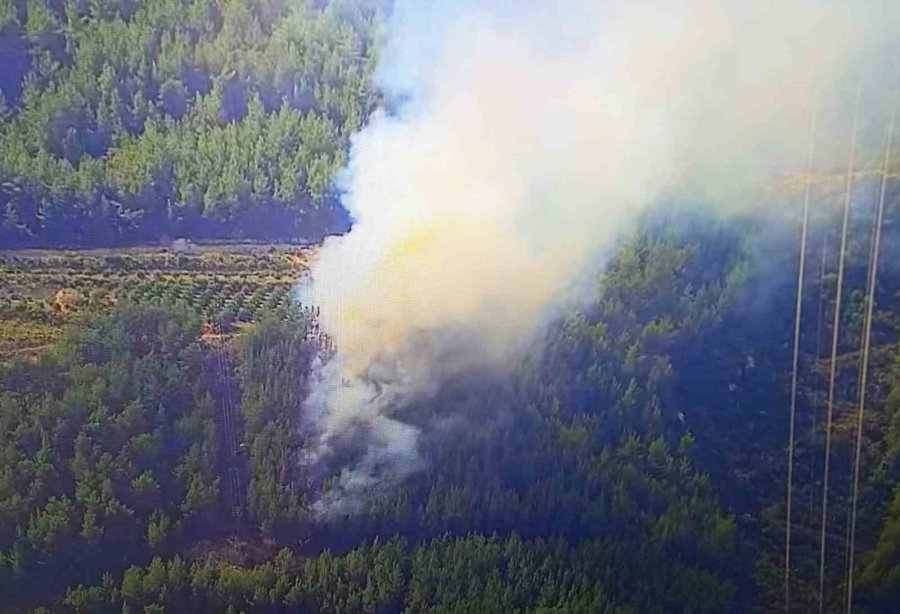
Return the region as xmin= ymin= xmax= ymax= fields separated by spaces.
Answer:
xmin=0 ymin=0 xmax=379 ymax=246
xmin=2 ymin=1 xmax=900 ymax=613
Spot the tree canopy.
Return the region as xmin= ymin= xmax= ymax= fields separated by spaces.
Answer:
xmin=0 ymin=0 xmax=381 ymax=246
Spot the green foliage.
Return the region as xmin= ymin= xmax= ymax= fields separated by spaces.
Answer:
xmin=1 ymin=213 xmax=899 ymax=613
xmin=0 ymin=302 xmax=220 ymax=599
xmin=234 ymin=316 xmax=322 ymax=532
xmin=147 ymin=510 xmax=171 ymax=549
xmin=0 ymin=0 xmax=382 ymax=245
xmin=28 ymin=495 xmax=76 ymax=553
xmin=854 ymin=350 xmax=900 ymax=610
xmin=0 ymin=0 xmax=16 ymax=28
xmin=44 ymin=533 xmax=733 ymax=613
xmin=24 ymin=0 xmax=58 ymax=39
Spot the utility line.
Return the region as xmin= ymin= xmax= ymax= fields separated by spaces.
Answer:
xmin=819 ymin=74 xmax=863 ymax=614
xmin=845 ymin=67 xmax=899 ymax=614
xmin=811 ymin=224 xmax=829 ymax=522
xmin=785 ymin=95 xmax=819 ymax=614
xmin=841 ymin=205 xmax=877 ymax=612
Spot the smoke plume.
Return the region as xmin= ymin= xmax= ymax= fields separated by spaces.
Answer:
xmin=299 ymin=0 xmax=900 ymax=515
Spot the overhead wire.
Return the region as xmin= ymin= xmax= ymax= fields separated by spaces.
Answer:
xmin=811 ymin=223 xmax=830 ymax=522
xmin=785 ymin=94 xmax=819 ymax=614
xmin=844 ymin=65 xmax=899 ymax=614
xmin=841 ymin=200 xmax=877 ymax=611
xmin=819 ymin=74 xmax=864 ymax=614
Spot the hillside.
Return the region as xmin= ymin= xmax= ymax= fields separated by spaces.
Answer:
xmin=1 ymin=206 xmax=899 ymax=612
xmin=2 ymin=1 xmax=900 ymax=613
xmin=0 ymin=0 xmax=380 ymax=247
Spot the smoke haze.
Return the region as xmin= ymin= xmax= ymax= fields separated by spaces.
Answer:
xmin=299 ymin=0 xmax=900 ymax=515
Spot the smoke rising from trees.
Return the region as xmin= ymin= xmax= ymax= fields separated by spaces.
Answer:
xmin=298 ymin=0 xmax=900 ymax=515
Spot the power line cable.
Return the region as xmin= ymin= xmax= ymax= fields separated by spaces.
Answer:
xmin=785 ymin=95 xmax=819 ymax=613
xmin=845 ymin=66 xmax=899 ymax=614
xmin=819 ymin=74 xmax=864 ymax=614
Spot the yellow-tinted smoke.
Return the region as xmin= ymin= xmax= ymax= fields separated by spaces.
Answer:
xmin=299 ymin=0 xmax=899 ymax=514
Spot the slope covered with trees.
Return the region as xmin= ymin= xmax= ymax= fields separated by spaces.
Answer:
xmin=0 ymin=0 xmax=381 ymax=246
xmin=53 ymin=534 xmax=723 ymax=614
xmin=0 ymin=304 xmax=221 ymax=601
xmin=2 ymin=3 xmax=900 ymax=611
xmin=2 ymin=204 xmax=900 ymax=612
xmin=0 ymin=219 xmax=749 ymax=612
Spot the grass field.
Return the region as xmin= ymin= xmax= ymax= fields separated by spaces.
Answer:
xmin=0 ymin=243 xmax=316 ymax=362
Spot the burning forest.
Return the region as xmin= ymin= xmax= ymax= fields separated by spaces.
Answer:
xmin=2 ymin=1 xmax=900 ymax=612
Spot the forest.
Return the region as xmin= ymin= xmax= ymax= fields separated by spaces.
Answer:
xmin=2 ymin=1 xmax=900 ymax=613
xmin=1 ymin=206 xmax=899 ymax=612
xmin=0 ymin=0 xmax=379 ymax=246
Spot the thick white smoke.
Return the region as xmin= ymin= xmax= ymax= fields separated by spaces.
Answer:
xmin=299 ymin=0 xmax=899 ymax=515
